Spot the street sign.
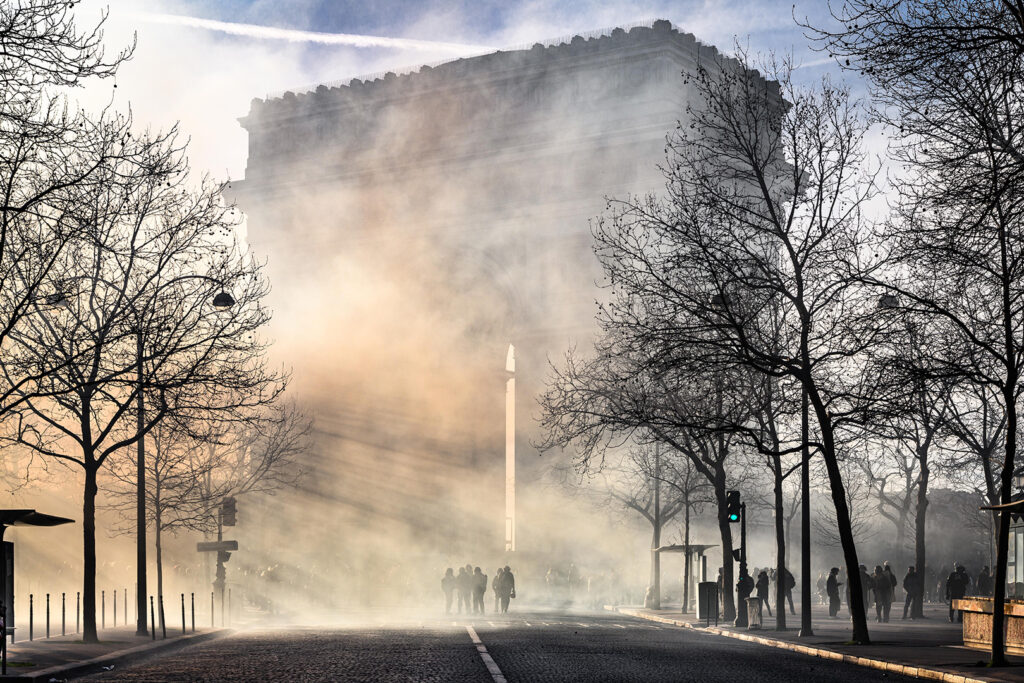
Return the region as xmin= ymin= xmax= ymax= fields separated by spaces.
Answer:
xmin=196 ymin=540 xmax=238 ymax=553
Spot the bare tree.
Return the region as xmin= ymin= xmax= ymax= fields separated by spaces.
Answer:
xmin=0 ymin=123 xmax=283 ymax=643
xmin=812 ymin=1 xmax=1024 ymax=663
xmin=587 ymin=51 xmax=882 ymax=641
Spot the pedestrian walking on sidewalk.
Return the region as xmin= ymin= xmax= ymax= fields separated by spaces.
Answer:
xmin=826 ymin=567 xmax=842 ymax=617
xmin=496 ymin=566 xmax=516 ymax=613
xmin=946 ymin=565 xmax=968 ymax=622
xmin=755 ymin=570 xmax=772 ymax=616
xmin=902 ymin=566 xmax=920 ymax=620
xmin=782 ymin=568 xmax=796 ymax=615
xmin=473 ymin=567 xmax=488 ymax=615
xmin=872 ymin=565 xmax=893 ymax=622
xmin=977 ymin=566 xmax=993 ymax=597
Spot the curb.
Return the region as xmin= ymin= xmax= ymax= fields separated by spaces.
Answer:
xmin=606 ymin=606 xmax=992 ymax=683
xmin=0 ymin=628 xmax=232 ymax=681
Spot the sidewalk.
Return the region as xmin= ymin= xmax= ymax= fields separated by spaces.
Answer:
xmin=0 ymin=626 xmax=229 ymax=681
xmin=607 ymin=603 xmax=1024 ymax=683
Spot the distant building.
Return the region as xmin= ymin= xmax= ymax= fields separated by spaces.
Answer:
xmin=228 ymin=20 xmax=775 ymax=583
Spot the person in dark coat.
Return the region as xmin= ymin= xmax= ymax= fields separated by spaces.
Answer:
xmin=441 ymin=568 xmax=456 ymax=615
xmin=902 ymin=566 xmax=920 ymax=620
xmin=782 ymin=568 xmax=796 ymax=615
xmin=496 ymin=565 xmax=516 ymax=613
xmin=859 ymin=565 xmax=874 ymax=612
xmin=872 ymin=565 xmax=892 ymax=622
xmin=755 ymin=570 xmax=772 ymax=616
xmin=826 ymin=567 xmax=842 ymax=617
xmin=493 ymin=568 xmax=504 ymax=611
xmin=978 ymin=566 xmax=993 ymax=597
xmin=473 ymin=567 xmax=488 ymax=614
xmin=946 ymin=564 xmax=968 ymax=622
xmin=456 ymin=566 xmax=472 ymax=614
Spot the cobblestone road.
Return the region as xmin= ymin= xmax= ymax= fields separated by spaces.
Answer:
xmin=78 ymin=609 xmax=913 ymax=682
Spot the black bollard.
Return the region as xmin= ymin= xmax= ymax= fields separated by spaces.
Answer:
xmin=45 ymin=593 xmax=49 ymax=639
xmin=61 ymin=593 xmax=66 ymax=636
xmin=181 ymin=594 xmax=185 ymax=635
xmin=159 ymin=594 xmax=166 ymax=639
xmin=102 ymin=590 xmax=105 ymax=630
xmin=76 ymin=592 xmax=80 ymax=634
xmin=28 ymin=594 xmax=32 ymax=641
xmin=149 ymin=597 xmax=155 ymax=641
xmin=114 ymin=588 xmax=117 ymax=628
xmin=124 ymin=588 xmax=127 ymax=624
xmin=191 ymin=592 xmax=195 ymax=633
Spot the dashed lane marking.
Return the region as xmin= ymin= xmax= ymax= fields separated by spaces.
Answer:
xmin=466 ymin=625 xmax=507 ymax=683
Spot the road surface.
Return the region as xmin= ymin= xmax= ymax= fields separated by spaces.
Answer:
xmin=79 ymin=608 xmax=910 ymax=682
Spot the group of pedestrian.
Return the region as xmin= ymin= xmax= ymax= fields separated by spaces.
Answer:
xmin=752 ymin=567 xmax=795 ymax=617
xmin=441 ymin=565 xmax=516 ymax=615
xmin=820 ymin=561 xmax=991 ymax=623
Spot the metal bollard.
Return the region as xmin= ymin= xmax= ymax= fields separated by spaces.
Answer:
xmin=61 ymin=593 xmax=66 ymax=636
xmin=28 ymin=594 xmax=32 ymax=641
xmin=149 ymin=597 xmax=155 ymax=641
xmin=181 ymin=594 xmax=185 ymax=635
xmin=114 ymin=588 xmax=117 ymax=628
xmin=76 ymin=592 xmax=80 ymax=634
xmin=159 ymin=594 xmax=166 ymax=639
xmin=102 ymin=590 xmax=105 ymax=630
xmin=191 ymin=592 xmax=195 ymax=633
xmin=124 ymin=588 xmax=127 ymax=624
xmin=45 ymin=593 xmax=49 ymax=639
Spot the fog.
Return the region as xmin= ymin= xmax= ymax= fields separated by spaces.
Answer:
xmin=0 ymin=2 xmax=995 ymax=635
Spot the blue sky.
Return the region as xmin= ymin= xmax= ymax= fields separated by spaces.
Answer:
xmin=91 ymin=0 xmax=857 ymax=178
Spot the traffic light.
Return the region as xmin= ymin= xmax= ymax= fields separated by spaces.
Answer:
xmin=221 ymin=497 xmax=237 ymax=526
xmin=726 ymin=490 xmax=741 ymax=523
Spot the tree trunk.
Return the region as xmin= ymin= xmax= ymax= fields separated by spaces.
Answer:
xmin=82 ymin=464 xmax=99 ymax=643
xmin=913 ymin=449 xmax=929 ymax=619
xmin=774 ymin=465 xmax=787 ymax=630
xmin=990 ymin=380 xmax=1016 ymax=666
xmin=155 ymin=506 xmax=164 ymax=631
xmin=809 ymin=390 xmax=870 ymax=643
xmin=651 ymin=448 xmax=661 ymax=610
xmin=716 ymin=478 xmax=736 ymax=621
xmin=682 ymin=502 xmax=691 ymax=614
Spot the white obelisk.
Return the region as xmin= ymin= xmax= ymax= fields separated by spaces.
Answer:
xmin=505 ymin=344 xmax=516 ymax=552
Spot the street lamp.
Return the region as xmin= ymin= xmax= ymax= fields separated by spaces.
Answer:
xmin=45 ymin=277 xmax=233 ymax=636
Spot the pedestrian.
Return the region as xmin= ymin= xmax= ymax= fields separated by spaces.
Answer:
xmin=441 ymin=568 xmax=456 ymax=615
xmin=826 ymin=567 xmax=842 ymax=618
xmin=883 ymin=561 xmax=897 ymax=600
xmin=456 ymin=566 xmax=472 ymax=614
xmin=816 ymin=572 xmax=827 ymax=606
xmin=871 ymin=565 xmax=892 ymax=622
xmin=902 ymin=566 xmax=920 ymax=620
xmin=493 ymin=568 xmax=503 ymax=611
xmin=497 ymin=565 xmax=516 ymax=613
xmin=755 ymin=570 xmax=772 ymax=616
xmin=473 ymin=567 xmax=488 ymax=614
xmin=978 ymin=566 xmax=993 ymax=597
xmin=782 ymin=567 xmax=796 ymax=615
xmin=946 ymin=564 xmax=968 ymax=622
xmin=859 ymin=564 xmax=874 ymax=612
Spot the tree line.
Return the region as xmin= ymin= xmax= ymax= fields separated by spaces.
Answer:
xmin=538 ymin=0 xmax=1024 ymax=665
xmin=0 ymin=1 xmax=307 ymax=644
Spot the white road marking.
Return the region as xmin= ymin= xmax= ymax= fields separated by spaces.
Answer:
xmin=612 ymin=623 xmax=627 ymax=629
xmin=466 ymin=625 xmax=507 ymax=683
xmin=522 ymin=621 xmax=532 ymax=627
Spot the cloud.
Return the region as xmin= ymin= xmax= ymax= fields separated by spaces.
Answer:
xmin=129 ymin=11 xmax=493 ymax=55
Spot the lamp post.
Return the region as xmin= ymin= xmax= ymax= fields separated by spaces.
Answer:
xmin=47 ymin=277 xmax=234 ymax=636
xmin=133 ymin=286 xmax=234 ymax=636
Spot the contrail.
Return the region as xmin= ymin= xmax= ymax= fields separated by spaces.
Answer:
xmin=131 ymin=12 xmax=493 ymax=55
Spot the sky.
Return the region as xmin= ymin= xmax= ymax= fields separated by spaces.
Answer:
xmin=81 ymin=0 xmax=853 ymax=181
